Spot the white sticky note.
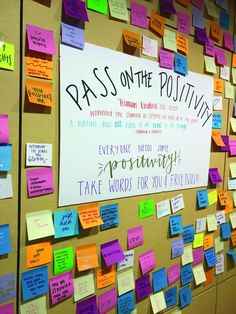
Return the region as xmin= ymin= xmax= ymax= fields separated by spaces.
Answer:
xmin=204 ymin=56 xmax=217 ymax=74
xmin=213 ymin=96 xmax=223 ymax=111
xmin=74 ymin=273 xmax=95 ymax=302
xmin=170 ymin=194 xmax=184 ymax=213
xmin=20 ymin=296 xmax=47 ymax=314
xmin=26 ymin=143 xmax=52 ymax=167
xmin=228 ymin=178 xmax=236 ymax=190
xmin=207 ymin=214 xmax=218 ymax=231
xmin=26 ymin=209 xmax=54 ymax=241
xmin=229 ymin=212 xmax=236 ymax=229
xmin=156 ymin=199 xmax=171 ymax=218
xmin=232 ymin=68 xmax=236 ymax=85
xmin=215 ymin=236 xmax=224 ymax=253
xmin=192 ymin=264 xmax=206 ymax=285
xmin=220 ymin=65 xmax=230 ymax=81
xmin=142 ymin=36 xmax=158 ymax=58
xmin=117 ymin=269 xmax=134 ymax=296
xmin=163 ymin=29 xmax=177 ymax=52
xmin=215 ymin=254 xmax=224 ymax=275
xmin=196 ymin=217 xmax=206 ymax=233
xmin=181 ymin=245 xmax=193 ymax=266
xmin=117 ymin=250 xmax=134 ymax=271
xmin=215 ymin=211 xmax=225 ymax=225
xmin=150 ymin=291 xmax=167 ymax=313
xmin=0 ymin=174 xmax=13 ymax=200
xmin=230 ymin=162 xmax=236 ymax=178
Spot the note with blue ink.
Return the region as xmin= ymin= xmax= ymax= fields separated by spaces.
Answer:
xmin=54 ymin=209 xmax=79 ymax=239
xmin=61 ymin=22 xmax=84 ymax=50
xmin=180 ymin=264 xmax=193 ymax=286
xmin=221 ymin=222 xmax=231 ymax=240
xmin=220 ymin=10 xmax=229 ymax=30
xmin=197 ymin=190 xmax=209 ymax=208
xmin=164 ymin=286 xmax=177 ymax=308
xmin=172 ymin=238 xmax=184 ymax=258
xmin=204 ymin=248 xmax=217 ymax=267
xmin=0 ymin=273 xmax=15 ymax=303
xmin=179 ymin=285 xmax=192 ymax=308
xmin=0 ymin=224 xmax=11 ymax=255
xmin=100 ymin=204 xmax=119 ymax=230
xmin=0 ymin=144 xmax=12 ymax=171
xmin=152 ymin=268 xmax=167 ymax=293
xmin=169 ymin=215 xmax=183 ymax=235
xmin=174 ymin=53 xmax=188 ymax=76
xmin=118 ymin=291 xmax=135 ymax=314
xmin=212 ymin=114 xmax=222 ymax=129
xmin=183 ymin=225 xmax=194 ymax=243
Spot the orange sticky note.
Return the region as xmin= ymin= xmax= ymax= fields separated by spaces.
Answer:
xmin=123 ymin=29 xmax=142 ymax=48
xmin=212 ymin=131 xmax=225 ymax=147
xmin=224 ymin=200 xmax=233 ymax=215
xmin=176 ymin=0 xmax=190 ymax=7
xmin=26 ymin=79 xmax=54 ymax=107
xmin=76 ymin=243 xmax=98 ymax=271
xmin=210 ymin=20 xmax=220 ymax=42
xmin=232 ymin=54 xmax=236 ymax=68
xmin=214 ymin=78 xmax=224 ymax=93
xmin=78 ymin=203 xmax=103 ymax=229
xmin=26 ymin=242 xmax=52 ymax=268
xmin=176 ymin=34 xmax=189 ymax=55
xmin=231 ymin=229 xmax=236 ymax=247
xmin=204 ymin=234 xmax=214 ymax=251
xmin=26 ymin=57 xmax=53 ymax=80
xmin=204 ymin=267 xmax=214 ymax=286
xmin=218 ymin=190 xmax=231 ymax=206
xmin=150 ymin=11 xmax=165 ymax=37
xmin=96 ymin=265 xmax=116 ymax=289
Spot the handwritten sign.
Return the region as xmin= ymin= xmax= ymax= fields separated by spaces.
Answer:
xmin=26 ymin=143 xmax=52 ymax=167
xmin=152 ymin=268 xmax=167 ymax=292
xmin=26 ymin=79 xmax=54 ymax=107
xmin=20 ymin=296 xmax=46 ymax=314
xmin=210 ymin=20 xmax=221 ymax=42
xmin=177 ymin=12 xmax=190 ymax=34
xmin=150 ymin=11 xmax=165 ymax=37
xmin=0 ymin=115 xmax=9 ymax=143
xmin=117 ymin=269 xmax=134 ymax=295
xmin=139 ymin=199 xmax=154 ymax=218
xmin=97 ymin=265 xmax=115 ymax=289
xmin=135 ymin=274 xmax=151 ymax=302
xmin=150 ymin=291 xmax=166 ymax=313
xmin=183 ymin=224 xmax=194 ymax=243
xmin=0 ymin=273 xmax=15 ymax=303
xmin=26 ymin=167 xmax=54 ymax=198
xmin=181 ymin=264 xmax=193 ymax=286
xmin=74 ymin=273 xmax=95 ymax=301
xmin=101 ymin=240 xmax=125 ymax=266
xmin=54 ymin=209 xmax=79 ymax=238
xmin=139 ymin=250 xmax=156 ymax=275
xmin=0 ymin=224 xmax=11 ymax=255
xmin=117 ymin=250 xmax=134 ymax=271
xmin=26 ymin=242 xmax=52 ymax=268
xmin=172 ymin=238 xmax=184 ymax=258
xmin=63 ymin=0 xmax=89 ymax=21
xmin=0 ymin=42 xmax=14 ymax=70
xmin=169 ymin=215 xmax=183 ymax=235
xmin=180 ymin=285 xmax=192 ymax=308
xmin=156 ymin=199 xmax=171 ymax=218
xmin=108 ymin=0 xmax=128 ymax=21
xmin=118 ymin=291 xmax=135 ymax=314
xmin=98 ymin=288 xmax=117 ymax=314
xmin=142 ymin=36 xmax=158 ymax=58
xmin=181 ymin=246 xmax=193 ymax=266
xmin=54 ymin=247 xmax=74 ymax=275
xmin=0 ymin=144 xmax=12 ymax=171
xmin=167 ymin=264 xmax=180 ymax=285
xmin=100 ymin=203 xmax=119 ymax=230
xmin=131 ymin=1 xmax=147 ymax=29
xmin=76 ymin=243 xmax=98 ymax=271
xmin=77 ymin=295 xmax=97 ymax=313
xmin=61 ymin=22 xmax=84 ymax=50
xmin=123 ymin=29 xmax=142 ymax=48
xmin=26 ymin=209 xmax=54 ymax=241
xmin=25 ymin=57 xmax=53 ymax=80
xmin=78 ymin=203 xmax=103 ymax=229
xmin=128 ymin=226 xmax=143 ymax=249
xmin=49 ymin=271 xmax=74 ymax=305
xmin=192 ymin=264 xmax=206 ymax=285
xmin=159 ymin=48 xmax=174 ymax=69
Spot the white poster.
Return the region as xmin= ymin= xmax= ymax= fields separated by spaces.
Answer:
xmin=59 ymin=43 xmax=213 ymax=206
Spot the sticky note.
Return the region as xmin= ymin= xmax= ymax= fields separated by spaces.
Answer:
xmin=76 ymin=295 xmax=97 ymax=313
xmin=150 ymin=11 xmax=165 ymax=37
xmin=25 ymin=57 xmax=53 ymax=80
xmin=0 ymin=144 xmax=12 ymax=171
xmin=204 ymin=268 xmax=214 ymax=286
xmin=54 ymin=246 xmax=74 ymax=275
xmin=215 ymin=211 xmax=225 ymax=225
xmin=215 ymin=236 xmax=224 ymax=253
xmin=205 ymin=39 xmax=215 ymax=57
xmin=26 ymin=79 xmax=54 ymax=107
xmin=193 ymin=232 xmax=204 ymax=248
xmin=227 ymin=249 xmax=236 ymax=264
xmin=204 ymin=234 xmax=214 ymax=251
xmin=212 ymin=113 xmax=222 ymax=129
xmin=131 ymin=1 xmax=148 ymax=29
xmin=231 ymin=230 xmax=236 ymax=247
xmin=193 ymin=247 xmax=203 ymax=266
xmin=197 ymin=190 xmax=209 ymax=208
xmin=183 ymin=225 xmax=194 ymax=243
xmin=196 ymin=217 xmax=206 ymax=233
xmin=232 ymin=68 xmax=236 ymax=84
xmin=135 ymin=274 xmax=151 ymax=301
xmin=216 ymin=0 xmax=228 ymax=10
xmin=229 ymin=140 xmax=236 ymax=155
xmin=0 ymin=303 xmax=14 ymax=314
xmin=159 ymin=0 xmax=177 ymax=14
xmin=209 ymin=168 xmax=222 ymax=184
xmin=150 ymin=291 xmax=167 ymax=313
xmin=215 ymin=253 xmax=224 ymax=275
xmin=26 ymin=24 xmax=56 ymax=55
xmin=108 ymin=0 xmax=128 ymax=21
xmin=128 ymin=226 xmax=144 ymax=249
xmin=225 ymin=82 xmax=234 ymax=99
xmin=117 ymin=269 xmax=134 ymax=296
xmin=220 ymin=65 xmax=230 ymax=81
xmin=97 ymin=265 xmax=115 ymax=289
xmin=174 ymin=53 xmax=188 ymax=76
xmin=167 ymin=264 xmax=180 ymax=286
xmin=228 ymin=178 xmax=236 ymax=190
xmin=221 ymin=222 xmax=231 ymax=240
xmin=179 ymin=285 xmax=192 ymax=308
xmin=233 ymin=54 xmax=236 ymax=67
xmin=152 ymin=268 xmax=167 ymax=293
xmin=0 ymin=224 xmax=11 ymax=255
xmin=176 ymin=34 xmax=189 ymax=55
xmin=61 ymin=23 xmax=84 ymax=50
xmin=101 ymin=240 xmax=125 ymax=267
xmin=76 ymin=243 xmax=98 ymax=271
xmin=205 ymin=0 xmax=219 ymax=18
xmin=117 ymin=250 xmax=134 ymax=271
xmin=181 ymin=245 xmax=193 ymax=265
xmin=26 ymin=242 xmax=52 ymax=268
xmin=21 ymin=266 xmax=48 ymax=301
xmin=139 ymin=250 xmax=156 ymax=275
xmin=215 ymin=47 xmax=227 ymax=66
xmin=78 ymin=203 xmax=103 ymax=229
xmin=171 ymin=194 xmax=184 ymax=213
xmin=225 ymin=200 xmax=234 ymax=215
xmin=139 ymin=199 xmax=154 ymax=218
xmin=26 ymin=167 xmax=54 ymax=198
xmin=220 ymin=135 xmax=229 ymax=152
xmin=0 ymin=273 xmax=15 ymax=304
xmin=204 ymin=56 xmax=216 ymax=73
xmin=26 ymin=209 xmax=54 ymax=241
xmin=118 ymin=291 xmax=135 ymax=314
xmin=192 ymin=6 xmax=204 ymax=29
xmin=20 ymin=296 xmax=46 ymax=314
xmin=218 ymin=190 xmax=231 ymax=206
xmin=220 ymin=10 xmax=229 ymax=30
xmin=205 ymin=248 xmax=217 ymax=267
xmin=49 ymin=271 xmax=74 ymax=304
xmin=26 ymin=143 xmax=52 ymax=167
xmin=74 ymin=273 xmax=95 ymax=301
xmin=159 ymin=48 xmax=174 ymax=69
xmin=0 ymin=42 xmax=14 ymax=70
xmin=210 ymin=20 xmax=220 ymax=42
xmin=177 ymin=0 xmax=190 ymax=6
xmin=163 ymin=29 xmax=176 ymax=52
xmin=98 ymin=288 xmax=117 ymax=314
xmin=192 ymin=264 xmax=206 ymax=285
xmin=229 ymin=212 xmax=236 ymax=229
xmin=208 ymin=190 xmax=218 ymax=205
xmin=87 ymin=0 xmax=108 ymax=15
xmin=181 ymin=264 xmax=193 ymax=285
xmin=0 ymin=115 xmax=9 ymax=143
xmin=100 ymin=203 xmax=119 ymax=230
xmin=177 ymin=12 xmax=190 ymax=34
xmin=192 ymin=0 xmax=203 ymax=9
xmin=169 ymin=215 xmax=183 ymax=235
xmin=63 ymin=0 xmax=89 ymax=21
xmin=207 ymin=214 xmax=218 ymax=231
xmin=213 ymin=96 xmax=222 ymax=110
xmin=142 ymin=36 xmax=158 ymax=58
xmin=214 ymin=79 xmax=224 ymax=94
xmin=164 ymin=287 xmax=177 ymax=308
xmin=54 ymin=209 xmax=79 ymax=239
xmin=172 ymin=238 xmax=184 ymax=258
xmin=123 ymin=29 xmax=142 ymax=48
xmin=156 ymin=199 xmax=171 ymax=218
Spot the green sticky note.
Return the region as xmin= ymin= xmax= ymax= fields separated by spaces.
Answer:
xmin=208 ymin=190 xmax=217 ymax=205
xmin=0 ymin=42 xmax=14 ymax=70
xmin=139 ymin=199 xmax=154 ymax=218
xmin=53 ymin=246 xmax=74 ymax=275
xmin=87 ymin=0 xmax=108 ymax=15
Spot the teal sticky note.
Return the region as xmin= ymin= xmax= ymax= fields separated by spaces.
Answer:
xmin=180 ymin=264 xmax=193 ymax=286
xmin=0 ymin=144 xmax=12 ymax=171
xmin=54 ymin=209 xmax=79 ymax=238
xmin=197 ymin=190 xmax=209 ymax=208
xmin=118 ymin=291 xmax=135 ymax=314
xmin=183 ymin=224 xmax=194 ymax=243
xmin=164 ymin=286 xmax=177 ymax=308
xmin=221 ymin=222 xmax=231 ymax=240
xmin=0 ymin=224 xmax=11 ymax=255
xmin=204 ymin=248 xmax=217 ymax=267
xmin=212 ymin=113 xmax=222 ymax=129
xmin=174 ymin=53 xmax=188 ymax=76
xmin=169 ymin=215 xmax=183 ymax=235
xmin=220 ymin=10 xmax=229 ymax=30
xmin=100 ymin=203 xmax=119 ymax=230
xmin=152 ymin=268 xmax=167 ymax=293
xmin=180 ymin=285 xmax=192 ymax=308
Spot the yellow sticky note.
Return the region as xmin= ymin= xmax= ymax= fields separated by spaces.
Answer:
xmin=232 ymin=68 xmax=236 ymax=85
xmin=117 ymin=269 xmax=134 ymax=296
xmin=225 ymin=82 xmax=235 ymax=99
xmin=150 ymin=291 xmax=167 ymax=313
xmin=208 ymin=190 xmax=218 ymax=205
xmin=181 ymin=245 xmax=193 ymax=265
xmin=231 ymin=118 xmax=236 ymax=133
xmin=26 ymin=210 xmax=54 ymax=241
xmin=163 ymin=29 xmax=176 ymax=52
xmin=193 ymin=232 xmax=204 ymax=248
xmin=193 ymin=264 xmax=206 ymax=285
xmin=20 ymin=296 xmax=46 ymax=314
xmin=215 ymin=236 xmax=224 ymax=253
xmin=229 ymin=212 xmax=236 ymax=229
xmin=0 ymin=42 xmax=14 ymax=70
xmin=207 ymin=214 xmax=217 ymax=231
xmin=230 ymin=163 xmax=236 ymax=178
xmin=74 ymin=273 xmax=95 ymax=302
xmin=204 ymin=56 xmax=217 ymax=74
xmin=108 ymin=0 xmax=128 ymax=21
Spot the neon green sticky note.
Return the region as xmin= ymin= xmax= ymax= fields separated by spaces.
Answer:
xmin=208 ymin=190 xmax=217 ymax=205
xmin=193 ymin=232 xmax=204 ymax=248
xmin=0 ymin=42 xmax=14 ymax=70
xmin=139 ymin=199 xmax=155 ymax=218
xmin=87 ymin=0 xmax=108 ymax=15
xmin=53 ymin=246 xmax=74 ymax=275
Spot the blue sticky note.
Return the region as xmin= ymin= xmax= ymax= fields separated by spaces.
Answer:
xmin=212 ymin=114 xmax=222 ymax=129
xmin=180 ymin=285 xmax=192 ymax=308
xmin=183 ymin=225 xmax=194 ymax=243
xmin=172 ymin=238 xmax=184 ymax=258
xmin=118 ymin=291 xmax=135 ymax=314
xmin=0 ymin=273 xmax=16 ymax=303
xmin=192 ymin=6 xmax=204 ymax=29
xmin=0 ymin=224 xmax=11 ymax=255
xmin=100 ymin=203 xmax=119 ymax=230
xmin=205 ymin=248 xmax=217 ymax=267
xmin=152 ymin=268 xmax=167 ymax=293
xmin=221 ymin=222 xmax=231 ymax=240
xmin=174 ymin=53 xmax=188 ymax=76
xmin=21 ymin=266 xmax=48 ymax=301
xmin=54 ymin=209 xmax=79 ymax=239
xmin=164 ymin=286 xmax=177 ymax=308
xmin=181 ymin=264 xmax=193 ymax=286
xmin=169 ymin=215 xmax=183 ymax=235
xmin=220 ymin=10 xmax=229 ymax=30
xmin=0 ymin=144 xmax=12 ymax=171
xmin=227 ymin=249 xmax=236 ymax=264
xmin=197 ymin=190 xmax=209 ymax=208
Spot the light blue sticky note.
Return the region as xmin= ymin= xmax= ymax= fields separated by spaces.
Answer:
xmin=61 ymin=22 xmax=84 ymax=50
xmin=118 ymin=291 xmax=135 ymax=314
xmin=0 ymin=144 xmax=12 ymax=171
xmin=180 ymin=285 xmax=192 ymax=308
xmin=220 ymin=10 xmax=229 ymax=30
xmin=172 ymin=238 xmax=184 ymax=258
xmin=192 ymin=6 xmax=204 ymax=29
xmin=212 ymin=113 xmax=222 ymax=129
xmin=169 ymin=215 xmax=183 ymax=235
xmin=0 ymin=224 xmax=11 ymax=255
xmin=164 ymin=286 xmax=177 ymax=308
xmin=100 ymin=203 xmax=119 ymax=230
xmin=221 ymin=222 xmax=231 ymax=240
xmin=183 ymin=225 xmax=194 ymax=243
xmin=21 ymin=266 xmax=48 ymax=301
xmin=227 ymin=249 xmax=236 ymax=264
xmin=0 ymin=273 xmax=16 ymax=303
xmin=174 ymin=53 xmax=188 ymax=76
xmin=180 ymin=264 xmax=193 ymax=286
xmin=54 ymin=209 xmax=79 ymax=239
xmin=204 ymin=248 xmax=217 ymax=267
xmin=152 ymin=268 xmax=167 ymax=293
xmin=197 ymin=190 xmax=209 ymax=208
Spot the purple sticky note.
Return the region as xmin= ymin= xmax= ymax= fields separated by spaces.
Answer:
xmin=135 ymin=274 xmax=152 ymax=302
xmin=204 ymin=39 xmax=215 ymax=56
xmin=98 ymin=288 xmax=117 ymax=314
xmin=223 ymin=31 xmax=234 ymax=51
xmin=159 ymin=48 xmax=174 ymax=69
xmin=192 ymin=6 xmax=204 ymax=29
xmin=131 ymin=2 xmax=148 ymax=29
xmin=128 ymin=226 xmax=144 ymax=249
xmin=172 ymin=238 xmax=184 ymax=258
xmin=101 ymin=239 xmax=125 ymax=266
xmin=193 ymin=247 xmax=203 ymax=266
xmin=209 ymin=168 xmax=222 ymax=185
xmin=77 ymin=296 xmax=98 ymax=314
xmin=167 ymin=264 xmax=180 ymax=286
xmin=0 ymin=273 xmax=16 ymax=303
xmin=160 ymin=0 xmax=177 ymax=15
xmin=215 ymin=47 xmax=227 ymax=66
xmin=63 ymin=0 xmax=89 ymax=22
xmin=0 ymin=115 xmax=9 ymax=144
xmin=49 ymin=271 xmax=74 ymax=305
xmin=0 ymin=303 xmax=14 ymax=314
xmin=195 ymin=27 xmax=209 ymax=44
xmin=26 ymin=24 xmax=56 ymax=55
xmin=220 ymin=135 xmax=229 ymax=152
xmin=229 ymin=140 xmax=236 ymax=156
xmin=61 ymin=22 xmax=84 ymax=50
xmin=26 ymin=167 xmax=54 ymax=198
xmin=139 ymin=250 xmax=156 ymax=275
xmin=191 ymin=0 xmax=203 ymax=9
xmin=177 ymin=12 xmax=190 ymax=34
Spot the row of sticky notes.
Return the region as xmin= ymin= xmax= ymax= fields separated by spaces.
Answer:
xmin=0 ymin=115 xmax=12 ymax=173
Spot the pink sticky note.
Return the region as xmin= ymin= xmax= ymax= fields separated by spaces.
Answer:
xmin=0 ymin=303 xmax=14 ymax=314
xmin=215 ymin=47 xmax=227 ymax=66
xmin=26 ymin=24 xmax=56 ymax=55
xmin=223 ymin=31 xmax=234 ymax=51
xmin=49 ymin=271 xmax=74 ymax=305
xmin=167 ymin=264 xmax=180 ymax=285
xmin=0 ymin=115 xmax=9 ymax=144
xmin=101 ymin=240 xmax=125 ymax=266
xmin=191 ymin=0 xmax=203 ymax=9
xmin=177 ymin=12 xmax=190 ymax=34
xmin=159 ymin=48 xmax=174 ymax=69
xmin=229 ymin=140 xmax=236 ymax=156
xmin=193 ymin=247 xmax=203 ymax=266
xmin=26 ymin=167 xmax=54 ymax=198
xmin=98 ymin=288 xmax=117 ymax=314
xmin=205 ymin=39 xmax=215 ymax=56
xmin=128 ymin=226 xmax=144 ymax=249
xmin=131 ymin=1 xmax=148 ymax=29
xmin=139 ymin=250 xmax=156 ymax=275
